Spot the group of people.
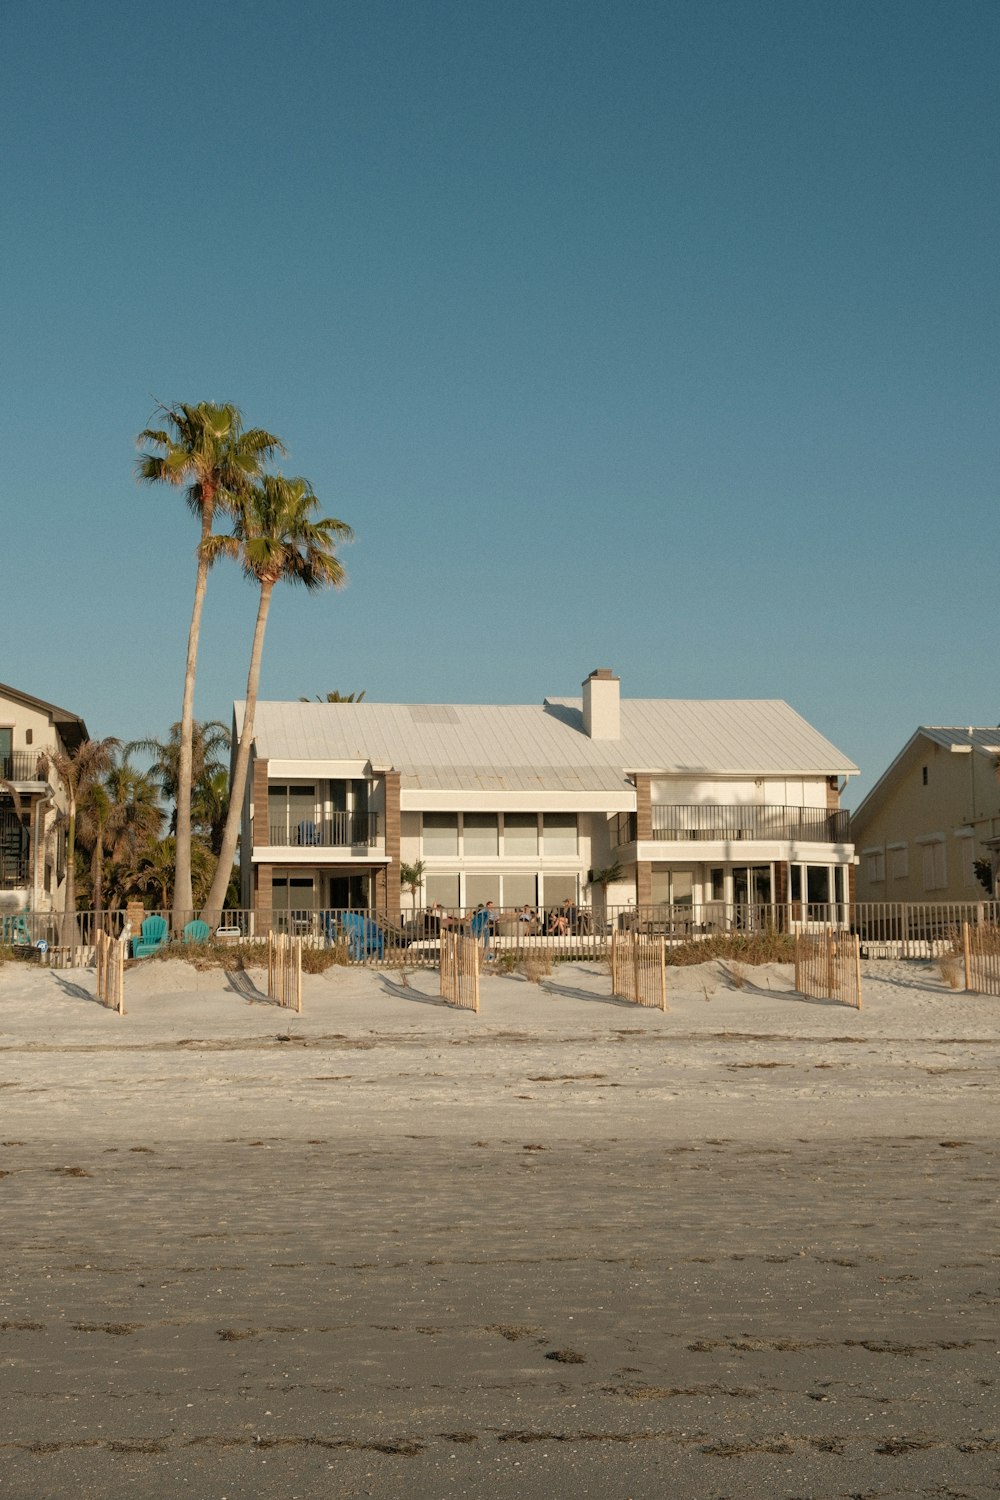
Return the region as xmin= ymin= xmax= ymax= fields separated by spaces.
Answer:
xmin=419 ymin=898 xmax=584 ymax=938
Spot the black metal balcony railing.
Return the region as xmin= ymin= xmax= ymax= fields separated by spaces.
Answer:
xmin=0 ymin=750 xmax=52 ymax=782
xmin=612 ymin=805 xmax=851 ymax=847
xmin=267 ymin=812 xmax=380 ymax=848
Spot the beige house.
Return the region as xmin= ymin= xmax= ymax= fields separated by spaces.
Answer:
xmin=0 ymin=681 xmax=89 ymax=914
xmin=238 ymin=669 xmax=857 ymax=924
xmin=852 ymin=727 xmax=1000 ymax=904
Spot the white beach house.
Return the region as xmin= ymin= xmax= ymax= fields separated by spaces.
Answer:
xmin=0 ymin=680 xmax=89 ymax=915
xmin=238 ymin=670 xmax=857 ymax=924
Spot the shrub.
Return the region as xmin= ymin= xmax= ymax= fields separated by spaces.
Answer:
xmin=663 ymin=930 xmax=796 ymax=967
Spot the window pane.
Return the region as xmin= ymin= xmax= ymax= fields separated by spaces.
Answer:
xmin=650 ymin=870 xmax=671 ymax=906
xmin=502 ymin=873 xmax=537 ymax=909
xmin=426 ymin=873 xmax=459 ymax=910
xmin=672 ymin=870 xmax=693 ymax=906
xmin=543 ymin=873 xmax=577 ymax=908
xmin=423 ymin=813 xmax=459 ymax=856
xmin=711 ymin=867 xmax=725 ymax=900
xmin=463 ymin=813 xmax=498 ymax=856
xmin=543 ymin=814 xmax=577 ymax=855
xmin=806 ymin=865 xmax=830 ymax=903
xmin=465 ymin=873 xmax=500 ymax=910
xmin=503 ymin=813 xmax=538 ymax=855
xmin=790 ymin=865 xmax=801 ymax=901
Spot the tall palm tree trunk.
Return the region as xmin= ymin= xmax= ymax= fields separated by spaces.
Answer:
xmin=201 ymin=581 xmax=274 ymax=929
xmin=173 ymin=507 xmax=214 ymax=928
xmin=62 ymin=801 xmax=77 ymax=949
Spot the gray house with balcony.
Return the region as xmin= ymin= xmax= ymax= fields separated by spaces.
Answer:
xmin=238 ymin=670 xmax=857 ymax=924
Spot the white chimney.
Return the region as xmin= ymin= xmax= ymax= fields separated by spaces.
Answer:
xmin=582 ymin=668 xmax=620 ymax=739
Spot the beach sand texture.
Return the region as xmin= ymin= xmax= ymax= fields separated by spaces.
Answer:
xmin=1 ymin=956 xmax=998 ymax=1498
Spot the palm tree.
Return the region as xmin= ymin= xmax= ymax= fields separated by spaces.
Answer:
xmin=128 ymin=720 xmax=230 ymax=835
xmin=78 ymin=756 xmax=164 ymax=918
xmin=399 ymin=860 xmax=425 ymax=916
xmin=298 ymin=690 xmax=367 ymax=702
xmin=126 ymin=835 xmax=215 ymax=911
xmin=36 ymin=738 xmax=120 ymax=938
xmin=136 ymin=403 xmax=284 ymax=926
xmin=192 ymin=764 xmax=231 ymax=856
xmin=588 ymin=861 xmax=624 ymax=926
xmin=200 ymin=475 xmax=353 ymax=928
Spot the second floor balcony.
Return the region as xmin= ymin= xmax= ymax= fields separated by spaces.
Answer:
xmin=267 ymin=812 xmax=381 ymax=849
xmin=1 ymin=750 xmax=53 ymax=783
xmin=612 ymin=804 xmax=851 ymax=847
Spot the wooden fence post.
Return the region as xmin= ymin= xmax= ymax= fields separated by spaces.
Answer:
xmin=962 ymin=920 xmax=972 ymax=993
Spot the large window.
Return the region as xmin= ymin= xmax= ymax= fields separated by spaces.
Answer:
xmin=272 ymin=873 xmax=317 ymax=911
xmin=543 ymin=814 xmax=577 ymax=855
xmin=465 ymin=873 xmax=501 ymax=909
xmin=463 ymin=814 xmax=498 ymax=856
xmin=503 ymin=873 xmax=537 ymax=908
xmin=425 ymin=873 xmax=460 ymax=909
xmin=921 ymin=839 xmax=946 ymax=891
xmin=423 ymin=813 xmax=459 ymax=856
xmin=650 ymin=869 xmax=694 ymax=906
xmin=542 ymin=873 xmax=578 ymax=908
xmin=503 ymin=814 xmax=538 ymax=856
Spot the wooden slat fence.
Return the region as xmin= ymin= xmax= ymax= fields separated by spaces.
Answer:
xmin=610 ymin=930 xmax=667 ymax=1010
xmin=267 ymin=932 xmax=302 ymax=1012
xmin=439 ymin=929 xmax=480 ymax=1013
xmin=962 ymin=921 xmax=1000 ymax=995
xmin=794 ymin=928 xmax=862 ymax=1009
xmin=95 ymin=930 xmax=126 ymax=1014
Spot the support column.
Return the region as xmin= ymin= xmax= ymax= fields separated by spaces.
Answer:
xmin=252 ymin=758 xmax=269 ymax=849
xmin=633 ymin=773 xmax=652 ymax=841
xmin=374 ymin=771 xmax=401 ymax=921
xmin=635 ymin=860 xmax=652 ymax=907
xmin=255 ymin=865 xmax=273 ymax=934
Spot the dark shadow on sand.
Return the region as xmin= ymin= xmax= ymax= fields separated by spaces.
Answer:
xmin=539 ymin=979 xmax=637 ymax=1008
xmin=377 ymin=975 xmax=450 ymax=1008
xmin=225 ymin=970 xmax=273 ymax=1004
xmin=49 ymin=972 xmax=104 ymax=1007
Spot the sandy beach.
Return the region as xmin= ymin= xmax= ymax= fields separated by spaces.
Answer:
xmin=1 ymin=954 xmax=998 ymax=1498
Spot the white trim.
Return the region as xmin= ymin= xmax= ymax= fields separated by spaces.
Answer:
xmin=401 ymin=788 xmax=633 ymax=812
xmin=252 ymin=847 xmax=390 ymax=865
xmin=915 ymin=832 xmax=946 ymax=845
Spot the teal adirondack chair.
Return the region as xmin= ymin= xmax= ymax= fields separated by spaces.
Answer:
xmin=183 ymin=920 xmax=211 ymax=944
xmin=132 ymin=915 xmax=168 ymax=958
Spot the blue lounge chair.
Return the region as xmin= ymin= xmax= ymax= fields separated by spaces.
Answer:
xmin=183 ymin=920 xmax=211 ymax=944
xmin=340 ymin=911 xmax=383 ymax=960
xmin=297 ymin=820 xmax=321 ymax=846
xmin=132 ymin=914 xmax=169 ymax=958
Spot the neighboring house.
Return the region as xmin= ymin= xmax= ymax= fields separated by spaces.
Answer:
xmin=852 ymin=727 xmax=1000 ymax=905
xmin=0 ymin=681 xmax=89 ymax=914
xmin=238 ymin=669 xmax=857 ymax=923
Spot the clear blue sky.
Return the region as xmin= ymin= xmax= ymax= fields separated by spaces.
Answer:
xmin=2 ymin=0 xmax=996 ymax=806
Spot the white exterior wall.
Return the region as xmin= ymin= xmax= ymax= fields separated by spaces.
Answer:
xmin=0 ymin=696 xmax=56 ymax=753
xmin=650 ymin=776 xmax=828 ymax=808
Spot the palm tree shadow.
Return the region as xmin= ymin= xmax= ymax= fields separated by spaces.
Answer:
xmin=377 ymin=974 xmax=449 ymax=1007
xmin=539 ymin=979 xmax=637 ymax=1008
xmin=226 ymin=969 xmax=272 ymax=1004
xmin=50 ymin=972 xmax=104 ymax=1007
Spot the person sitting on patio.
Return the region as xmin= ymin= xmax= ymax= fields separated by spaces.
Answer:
xmin=548 ymin=906 xmax=569 ymax=936
xmin=518 ymin=904 xmax=539 ymax=934
xmin=561 ymin=897 xmax=578 ymax=934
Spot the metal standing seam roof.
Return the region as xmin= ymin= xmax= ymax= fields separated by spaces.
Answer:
xmin=244 ymin=697 xmax=857 ymax=793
